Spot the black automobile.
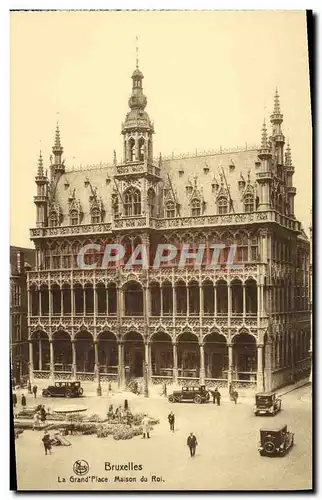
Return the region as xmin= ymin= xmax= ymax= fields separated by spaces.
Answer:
xmin=42 ymin=381 xmax=83 ymax=398
xmin=254 ymin=391 xmax=282 ymax=416
xmin=168 ymin=385 xmax=210 ymax=404
xmin=258 ymin=425 xmax=294 ymax=457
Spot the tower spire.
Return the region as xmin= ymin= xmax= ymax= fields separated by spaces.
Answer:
xmin=285 ymin=140 xmax=293 ymax=167
xmin=260 ymin=119 xmax=268 ymax=149
xmin=273 ymin=87 xmax=280 ymax=114
xmin=136 ymin=35 xmax=139 ymax=69
xmin=37 ymin=150 xmax=44 ymax=177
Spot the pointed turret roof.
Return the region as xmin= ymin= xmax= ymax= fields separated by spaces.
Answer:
xmin=37 ymin=150 xmax=44 ymax=176
xmin=285 ymin=140 xmax=293 ymax=168
xmin=52 ymin=123 xmax=63 ymax=154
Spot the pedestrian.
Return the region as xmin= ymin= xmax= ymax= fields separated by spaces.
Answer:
xmin=13 ymin=392 xmax=17 ymax=408
xmin=40 ymin=405 xmax=47 ymax=422
xmin=108 ymin=382 xmax=112 ymax=394
xmin=42 ymin=431 xmax=52 ymax=455
xmin=124 ymin=399 xmax=129 ymax=411
xmin=33 ymin=412 xmax=41 ymax=431
xmin=168 ymin=411 xmax=175 ymax=432
xmin=163 ymin=383 xmax=167 ymax=397
xmin=32 ymin=385 xmax=38 ymax=398
xmin=187 ymin=432 xmax=198 ymax=457
xmin=107 ymin=404 xmax=114 ymax=420
xmin=21 ymin=393 xmax=26 ymax=409
xmin=214 ymin=388 xmax=221 ymax=406
xmin=232 ymin=390 xmax=238 ymax=404
xmin=142 ymin=414 xmax=150 ymax=439
xmin=27 ymin=381 xmax=32 ymax=394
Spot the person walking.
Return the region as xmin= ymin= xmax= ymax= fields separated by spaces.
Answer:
xmin=168 ymin=411 xmax=175 ymax=432
xmin=142 ymin=415 xmax=150 ymax=439
xmin=33 ymin=412 xmax=41 ymax=431
xmin=187 ymin=433 xmax=198 ymax=457
xmin=40 ymin=405 xmax=47 ymax=422
xmin=21 ymin=393 xmax=26 ymax=409
xmin=214 ymin=388 xmax=221 ymax=406
xmin=13 ymin=392 xmax=17 ymax=409
xmin=32 ymin=385 xmax=38 ymax=398
xmin=42 ymin=431 xmax=52 ymax=455
xmin=124 ymin=399 xmax=129 ymax=411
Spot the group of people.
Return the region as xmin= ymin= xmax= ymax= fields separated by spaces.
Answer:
xmin=33 ymin=405 xmax=47 ymax=430
xmin=107 ymin=400 xmax=133 ymax=426
xmin=167 ymin=411 xmax=197 ymax=458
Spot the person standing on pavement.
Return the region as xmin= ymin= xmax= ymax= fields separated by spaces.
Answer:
xmin=32 ymin=385 xmax=38 ymax=398
xmin=168 ymin=411 xmax=175 ymax=432
xmin=187 ymin=433 xmax=198 ymax=457
xmin=142 ymin=414 xmax=150 ymax=439
xmin=21 ymin=393 xmax=26 ymax=409
xmin=13 ymin=392 xmax=17 ymax=408
xmin=214 ymin=388 xmax=221 ymax=406
xmin=42 ymin=431 xmax=52 ymax=455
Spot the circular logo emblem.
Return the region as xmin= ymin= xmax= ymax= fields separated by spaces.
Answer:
xmin=73 ymin=459 xmax=89 ymax=476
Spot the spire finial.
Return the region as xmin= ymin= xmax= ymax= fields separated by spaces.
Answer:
xmin=37 ymin=149 xmax=44 ymax=176
xmin=285 ymin=139 xmax=293 ymax=167
xmin=273 ymin=87 xmax=280 ymax=114
xmin=261 ymin=119 xmax=268 ymax=149
xmin=136 ymin=36 xmax=139 ymax=69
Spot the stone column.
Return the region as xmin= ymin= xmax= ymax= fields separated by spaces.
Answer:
xmin=256 ymin=344 xmax=264 ymax=392
xmin=144 ymin=341 xmax=152 ymax=388
xmin=60 ymin=289 xmax=64 ymax=316
xmin=228 ymin=283 xmax=232 ymax=320
xmin=93 ymin=286 xmax=97 ymax=316
xmin=227 ymin=343 xmax=233 ymax=386
xmin=49 ymin=340 xmax=54 ymax=381
xmin=199 ymin=285 xmax=204 ymax=318
xmin=172 ymin=342 xmax=178 ymax=384
xmin=71 ymin=340 xmax=77 ymax=379
xmin=83 ymin=288 xmax=86 ymax=316
xmin=38 ymin=339 xmax=42 ymax=371
xmin=172 ymin=284 xmax=176 ymax=316
xmin=186 ymin=285 xmax=189 ymax=317
xmin=94 ymin=340 xmax=101 ymax=395
xmin=264 ymin=339 xmax=272 ymax=392
xmin=70 ymin=286 xmax=74 ymax=317
xmin=160 ymin=286 xmax=163 ymax=317
xmin=28 ymin=340 xmax=34 ymax=384
xmin=199 ymin=342 xmax=205 ymax=385
xmin=214 ymin=285 xmax=217 ymax=316
xmin=38 ymin=289 xmax=42 ymax=317
xmin=106 ymin=287 xmax=109 ymax=315
xmin=242 ymin=284 xmax=246 ymax=318
xmin=118 ymin=342 xmax=125 ymax=389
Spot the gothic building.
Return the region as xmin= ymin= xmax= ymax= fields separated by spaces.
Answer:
xmin=27 ymin=63 xmax=311 ymax=392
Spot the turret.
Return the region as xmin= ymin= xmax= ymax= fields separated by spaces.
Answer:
xmin=285 ymin=141 xmax=296 ymax=217
xmin=257 ymin=120 xmax=273 ymax=211
xmin=270 ymin=88 xmax=285 ymax=166
xmin=121 ymin=62 xmax=154 ymax=164
xmin=51 ymin=123 xmax=65 ymax=176
xmin=34 ymin=151 xmax=48 ymax=227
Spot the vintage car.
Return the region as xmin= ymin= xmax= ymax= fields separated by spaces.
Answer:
xmin=258 ymin=425 xmax=294 ymax=457
xmin=42 ymin=381 xmax=83 ymax=398
xmin=168 ymin=385 xmax=210 ymax=404
xmin=254 ymin=391 xmax=282 ymax=416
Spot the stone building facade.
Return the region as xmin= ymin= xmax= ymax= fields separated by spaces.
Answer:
xmin=27 ymin=64 xmax=311 ymax=392
xmin=10 ymin=246 xmax=35 ymax=385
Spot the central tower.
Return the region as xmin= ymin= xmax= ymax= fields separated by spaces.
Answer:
xmin=121 ymin=63 xmax=154 ymax=164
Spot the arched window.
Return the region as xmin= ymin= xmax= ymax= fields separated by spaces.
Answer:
xmin=129 ymin=138 xmax=135 ymax=162
xmin=147 ymin=188 xmax=156 ymax=217
xmin=124 ymin=187 xmax=141 ymax=216
xmin=244 ymin=194 xmax=254 ymax=213
xmin=191 ymin=198 xmax=201 ymax=217
xmin=49 ymin=211 xmax=58 ymax=227
xmin=217 ymin=196 xmax=228 ymax=215
xmin=91 ymin=208 xmax=100 ymax=224
xmin=70 ymin=209 xmax=79 ymax=226
xmin=166 ymin=200 xmax=175 ymax=218
xmin=139 ymin=138 xmax=145 ymax=161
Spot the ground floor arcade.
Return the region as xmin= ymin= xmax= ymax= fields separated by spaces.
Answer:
xmin=29 ymin=327 xmax=311 ymax=392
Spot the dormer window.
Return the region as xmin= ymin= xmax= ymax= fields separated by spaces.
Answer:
xmin=244 ymin=194 xmax=254 ymax=213
xmin=191 ymin=198 xmax=201 ymax=217
xmin=166 ymin=200 xmax=176 ymax=218
xmin=91 ymin=208 xmax=101 ymax=224
xmin=49 ymin=212 xmax=58 ymax=227
xmin=70 ymin=209 xmax=79 ymax=226
xmin=217 ymin=196 xmax=228 ymax=215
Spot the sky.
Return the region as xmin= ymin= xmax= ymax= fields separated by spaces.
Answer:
xmin=10 ymin=10 xmax=312 ymax=247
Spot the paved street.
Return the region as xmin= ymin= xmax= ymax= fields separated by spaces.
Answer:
xmin=14 ymin=385 xmax=312 ymax=491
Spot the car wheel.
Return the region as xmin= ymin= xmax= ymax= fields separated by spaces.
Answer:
xmin=280 ymin=448 xmax=286 ymax=457
xmin=168 ymin=395 xmax=175 ymax=403
xmin=42 ymin=390 xmax=50 ymax=397
xmin=78 ymin=388 xmax=83 ymax=396
xmin=65 ymin=390 xmax=72 ymax=398
xmin=263 ymin=441 xmax=275 ymax=454
xmin=259 ymin=450 xmax=265 ymax=457
xmin=194 ymin=395 xmax=202 ymax=404
xmin=254 ymin=411 xmax=259 ymax=416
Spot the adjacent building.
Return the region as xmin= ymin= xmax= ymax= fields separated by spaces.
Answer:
xmin=27 ymin=64 xmax=311 ymax=392
xmin=10 ymin=246 xmax=35 ymax=385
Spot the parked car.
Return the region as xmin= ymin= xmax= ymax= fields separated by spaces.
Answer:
xmin=42 ymin=381 xmax=83 ymax=398
xmin=168 ymin=385 xmax=210 ymax=404
xmin=258 ymin=425 xmax=294 ymax=457
xmin=254 ymin=391 xmax=282 ymax=416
